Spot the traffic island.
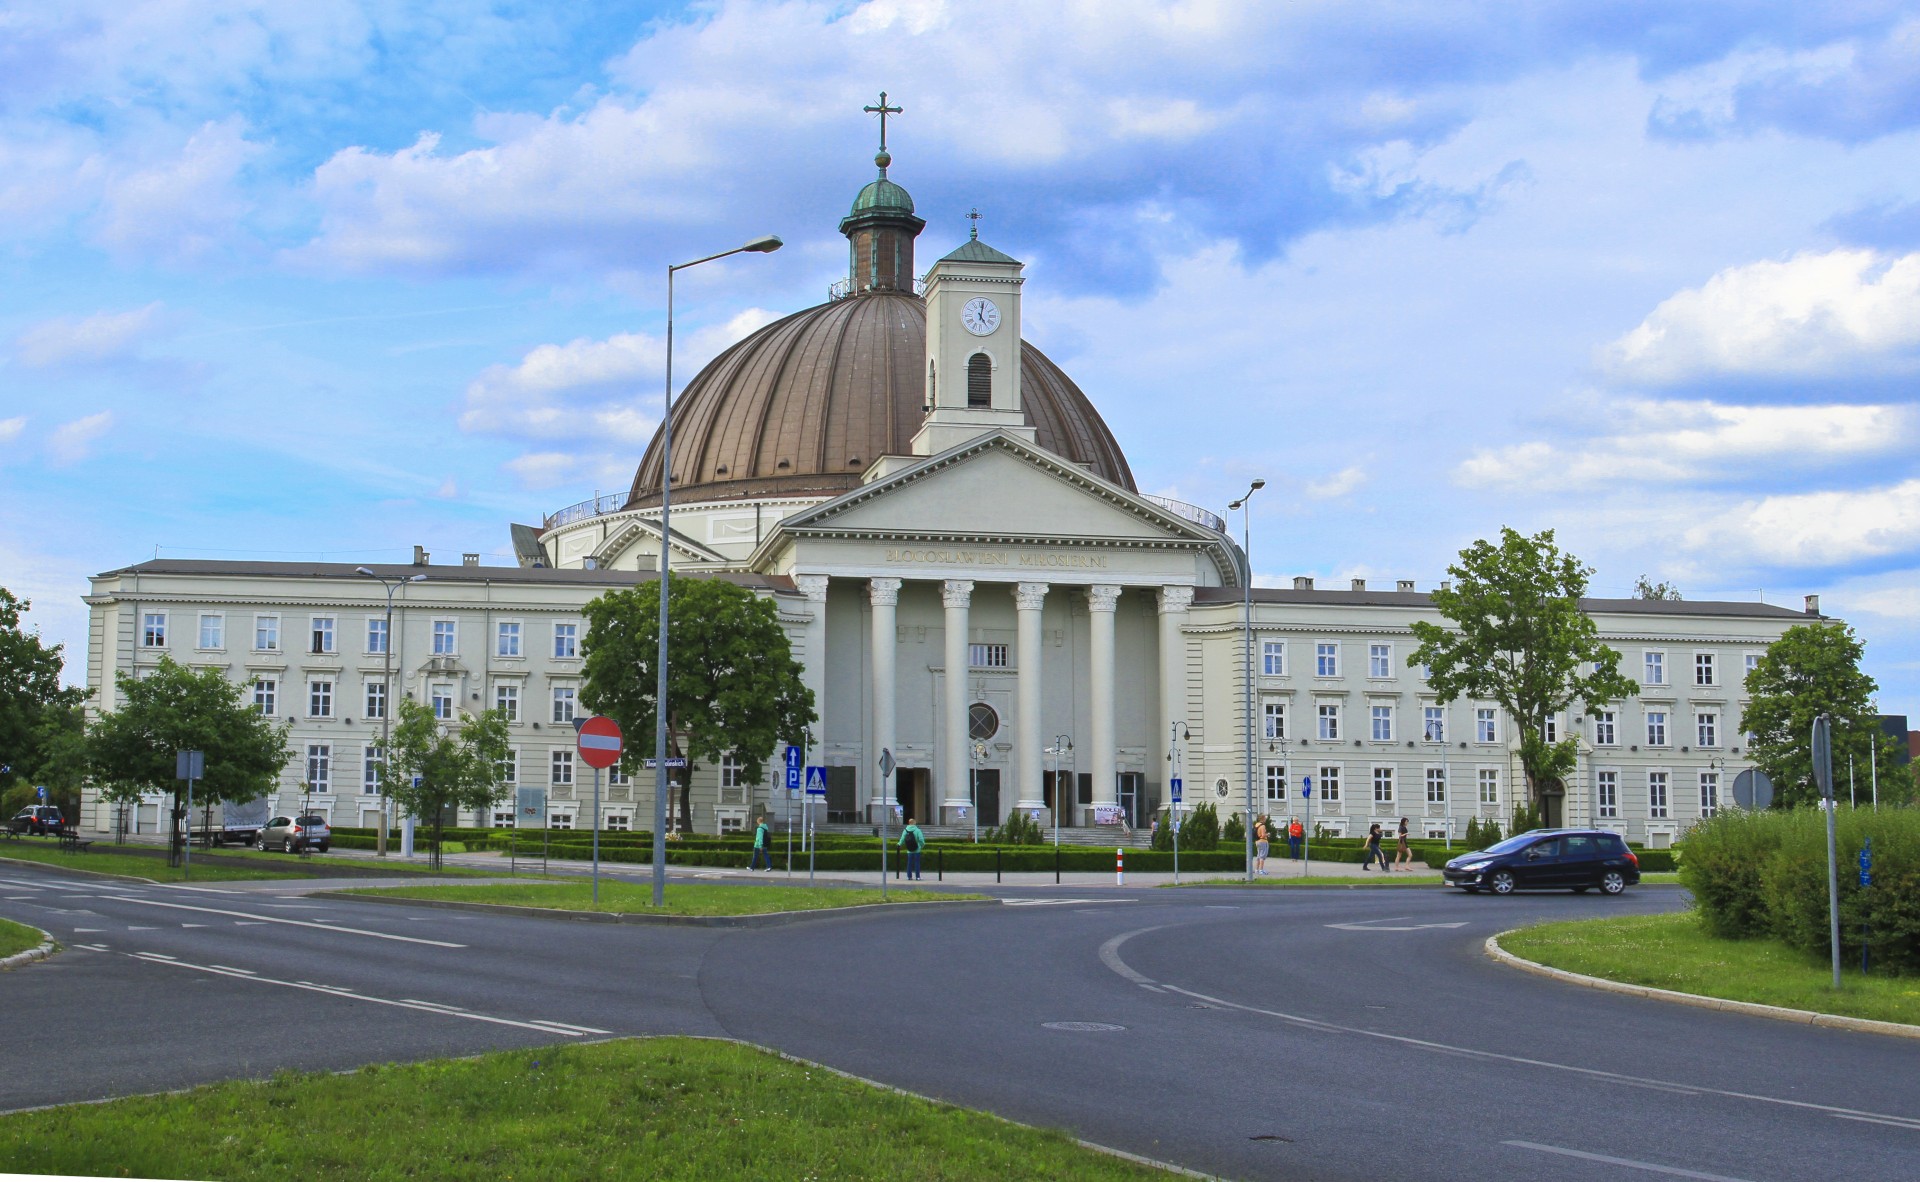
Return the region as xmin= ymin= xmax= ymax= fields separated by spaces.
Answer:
xmin=0 ymin=918 xmax=55 ymax=968
xmin=330 ymin=880 xmax=993 ymax=925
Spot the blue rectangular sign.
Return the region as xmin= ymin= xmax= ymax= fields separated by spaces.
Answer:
xmin=785 ymin=745 xmax=802 ymax=791
xmin=1169 ymin=776 xmax=1182 ymax=804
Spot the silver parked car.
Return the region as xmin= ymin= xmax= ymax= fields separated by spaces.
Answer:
xmin=256 ymin=814 xmax=331 ymax=853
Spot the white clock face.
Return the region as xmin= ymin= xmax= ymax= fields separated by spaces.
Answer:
xmin=961 ymin=297 xmax=1000 ymax=336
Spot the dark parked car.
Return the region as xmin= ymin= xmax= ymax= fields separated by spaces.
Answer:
xmin=256 ymin=814 xmax=331 ymax=853
xmin=1443 ymin=828 xmax=1640 ymax=895
xmin=8 ymin=806 xmax=66 ymax=835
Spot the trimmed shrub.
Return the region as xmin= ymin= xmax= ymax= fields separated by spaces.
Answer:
xmin=1679 ymin=811 xmax=1793 ymax=938
xmin=983 ymin=810 xmax=1044 ymax=846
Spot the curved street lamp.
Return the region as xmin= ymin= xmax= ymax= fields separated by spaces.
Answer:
xmin=355 ymin=566 xmax=427 ymax=856
xmin=1227 ymin=478 xmax=1265 ymax=881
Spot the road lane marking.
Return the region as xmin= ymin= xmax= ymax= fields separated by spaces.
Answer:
xmin=1503 ymin=1140 xmax=1756 ymax=1181
xmin=128 ymin=954 xmax=599 ymax=1035
xmin=1004 ymin=898 xmax=1138 ymax=907
xmin=209 ymin=965 xmax=255 ymax=974
xmin=1325 ymin=919 xmax=1469 ymax=931
xmin=116 ymin=897 xmax=463 ymax=947
xmin=526 ymin=1020 xmax=614 ymax=1035
xmin=1829 ymin=1113 xmax=1920 ymax=1131
xmin=127 ymin=926 xmax=159 ymax=931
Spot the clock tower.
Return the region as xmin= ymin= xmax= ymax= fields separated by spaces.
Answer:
xmin=912 ymin=214 xmax=1037 ymax=456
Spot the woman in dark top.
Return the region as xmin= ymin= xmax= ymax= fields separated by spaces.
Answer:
xmin=1363 ymin=822 xmax=1384 ymax=871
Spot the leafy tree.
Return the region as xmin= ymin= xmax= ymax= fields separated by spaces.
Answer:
xmin=1740 ymin=622 xmax=1900 ymax=809
xmin=0 ymin=704 xmax=88 ymax=819
xmin=1633 ymin=575 xmax=1682 ymax=601
xmin=1409 ymin=528 xmax=1639 ymax=819
xmin=580 ymin=578 xmax=815 ymax=834
xmin=382 ymin=698 xmax=512 ymax=869
xmin=89 ymin=656 xmax=291 ymax=838
xmin=0 ymin=587 xmax=88 ymax=802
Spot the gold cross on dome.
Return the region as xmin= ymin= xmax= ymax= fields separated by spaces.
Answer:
xmin=864 ymin=90 xmax=903 ymax=150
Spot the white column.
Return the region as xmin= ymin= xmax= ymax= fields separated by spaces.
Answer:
xmin=868 ymin=577 xmax=901 ymax=823
xmin=940 ymin=579 xmax=974 ymax=822
xmin=1088 ymin=584 xmax=1121 ymax=808
xmin=1014 ymin=581 xmax=1049 ymax=818
xmin=794 ymin=575 xmax=829 ymax=770
xmin=1158 ymin=585 xmax=1194 ymax=816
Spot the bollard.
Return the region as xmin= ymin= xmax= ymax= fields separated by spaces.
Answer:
xmin=1056 ymin=845 xmax=1061 ymax=885
xmin=938 ymin=848 xmax=944 ymax=882
xmin=1116 ymin=847 xmax=1124 ymax=886
xmin=996 ymin=848 xmax=1002 ymax=884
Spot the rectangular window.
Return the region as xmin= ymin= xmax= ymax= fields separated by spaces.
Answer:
xmin=1318 ymin=765 xmax=1341 ymax=803
xmin=1743 ymin=653 xmax=1761 ymax=683
xmin=551 ymin=749 xmax=574 ymax=786
xmin=496 ymin=621 xmax=521 ymax=658
xmin=142 ymin=612 xmax=166 ymax=647
xmin=1369 ymin=643 xmax=1392 ymax=678
xmin=721 ymin=754 xmax=746 ymax=804
xmin=968 ymin=642 xmax=1009 ymax=668
xmin=364 ymin=681 xmax=386 ymax=720
xmin=552 ymin=686 xmax=577 ymax=725
xmin=1649 ymin=771 xmax=1669 ymax=819
xmin=1695 ymin=652 xmax=1716 ymax=686
xmin=1372 ymin=766 xmax=1394 ymax=804
xmin=497 ymin=749 xmax=518 ymax=787
xmin=1542 ymin=715 xmax=1558 ymax=744
xmin=310 ymin=616 xmax=335 ymax=655
xmin=1647 ymin=711 xmax=1668 ymax=747
xmin=1594 ymin=711 xmax=1616 ymax=746
xmin=255 ymin=615 xmax=280 ymax=652
xmin=431 ymin=683 xmax=453 ymax=720
xmin=253 ymin=678 xmax=277 ymax=716
xmin=1597 ymin=770 xmax=1618 ymax=818
xmin=1644 ymin=650 xmax=1666 ymax=686
xmin=1262 ymin=641 xmax=1287 ymax=676
xmin=366 ymin=617 xmax=388 ymax=654
xmin=1370 ymin=705 xmax=1394 ymax=742
xmin=1476 ymin=708 xmax=1497 ymax=743
xmin=494 ymin=683 xmax=519 ymax=722
xmin=432 ymin=619 xmax=457 ymax=655
xmin=606 ymin=814 xmax=632 ymax=831
xmin=1425 ymin=767 xmax=1447 ymax=804
xmin=607 ymin=762 xmax=629 ymax=786
xmin=1264 ymin=763 xmax=1288 ymax=802
xmin=553 ymin=622 xmax=580 ymax=659
xmin=1263 ymin=701 xmax=1287 ymax=740
xmin=550 ymin=813 xmax=574 ymax=831
xmin=1315 ymin=642 xmax=1339 ymax=677
xmin=1422 ymin=706 xmax=1445 ymax=743
xmin=306 ymin=744 xmax=331 ymax=793
xmin=1699 ymin=771 xmax=1719 ymax=817
xmin=1478 ymin=768 xmax=1499 ymax=806
xmin=494 ymin=810 xmax=517 ymax=828
xmin=1697 ymin=712 xmax=1718 ymax=748
xmin=1317 ymin=704 xmax=1340 ymax=741
xmin=363 ymin=746 xmax=384 ymax=795
xmin=308 ymin=680 xmax=333 ymax=718
xmin=197 ymin=613 xmax=223 ymax=649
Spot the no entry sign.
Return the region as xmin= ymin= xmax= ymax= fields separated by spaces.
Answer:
xmin=576 ymin=715 xmax=624 ymax=769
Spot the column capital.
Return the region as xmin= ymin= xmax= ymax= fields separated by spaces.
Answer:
xmin=868 ymin=577 xmax=903 ymax=607
xmin=1013 ymin=581 xmax=1049 ymax=612
xmin=1158 ymin=584 xmax=1195 ymax=614
xmin=942 ymin=579 xmax=975 ymax=610
xmin=1086 ymin=584 xmax=1122 ymax=613
xmin=794 ymin=574 xmax=830 ymax=603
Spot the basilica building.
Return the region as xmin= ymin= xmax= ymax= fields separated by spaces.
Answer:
xmin=79 ymin=141 xmax=1820 ymax=848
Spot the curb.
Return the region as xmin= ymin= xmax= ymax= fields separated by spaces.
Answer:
xmin=1485 ymin=930 xmax=1920 ymax=1041
xmin=0 ymin=923 xmax=58 ymax=971
xmin=314 ymin=891 xmax=1000 ymax=927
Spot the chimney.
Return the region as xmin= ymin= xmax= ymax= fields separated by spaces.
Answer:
xmin=1804 ymin=594 xmax=1821 ymax=615
xmin=1293 ymin=576 xmax=1314 ymax=591
xmin=1440 ymin=580 xmax=1452 ymax=592
xmin=1396 ymin=579 xmax=1415 ymax=592
xmin=1351 ymin=578 xmax=1367 ymax=591
xmin=462 ymin=553 xmax=479 ymax=568
xmin=412 ymin=545 xmax=430 ymax=566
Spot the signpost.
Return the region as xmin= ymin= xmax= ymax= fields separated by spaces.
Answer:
xmin=1731 ymin=768 xmax=1775 ymax=810
xmin=1301 ymin=773 xmax=1314 ymax=875
xmin=805 ymin=765 xmax=826 ymax=885
xmin=1169 ymin=776 xmax=1182 ymax=885
xmin=516 ymin=786 xmax=548 ymax=877
xmin=784 ymin=744 xmax=801 ymax=874
xmin=175 ymin=750 xmax=203 ymax=876
xmin=878 ymin=748 xmax=896 ymax=902
xmin=1813 ymin=714 xmax=1840 ymax=989
xmin=1860 ymin=836 xmax=1874 ymax=975
xmin=576 ymin=716 xmax=624 ymax=904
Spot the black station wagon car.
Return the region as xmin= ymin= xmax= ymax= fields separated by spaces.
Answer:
xmin=1443 ymin=828 xmax=1640 ymax=895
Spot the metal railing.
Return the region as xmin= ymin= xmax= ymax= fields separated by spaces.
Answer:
xmin=544 ymin=493 xmax=627 ymax=530
xmin=1143 ymin=494 xmax=1226 ymax=534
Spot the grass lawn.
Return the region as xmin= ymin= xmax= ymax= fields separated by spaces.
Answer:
xmin=0 ymin=1037 xmax=1170 ymax=1181
xmin=1501 ymin=910 xmax=1920 ymax=1028
xmin=0 ymin=917 xmax=45 ymax=958
xmin=344 ymin=879 xmax=982 ymax=916
xmin=0 ymin=839 xmax=501 ymax=883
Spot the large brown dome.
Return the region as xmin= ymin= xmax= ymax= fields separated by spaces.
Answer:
xmin=624 ymin=291 xmax=1135 ymax=508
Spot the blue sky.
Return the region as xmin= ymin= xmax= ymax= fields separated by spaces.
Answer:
xmin=3 ymin=1 xmax=1918 ymax=720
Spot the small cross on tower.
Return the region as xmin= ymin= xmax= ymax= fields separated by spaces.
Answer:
xmin=967 ymin=207 xmax=982 ymax=241
xmin=864 ymin=91 xmax=903 ymax=151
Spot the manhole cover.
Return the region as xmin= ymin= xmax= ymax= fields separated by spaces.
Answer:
xmin=1042 ymin=1021 xmax=1127 ymax=1032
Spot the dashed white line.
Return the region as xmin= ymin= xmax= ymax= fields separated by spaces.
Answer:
xmin=117 ymin=897 xmax=463 ymax=947
xmin=1503 ymin=1140 xmax=1756 ymax=1181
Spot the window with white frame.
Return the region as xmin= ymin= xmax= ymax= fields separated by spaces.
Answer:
xmin=308 ymin=679 xmax=333 ymax=718
xmin=310 ymin=616 xmax=335 ymax=654
xmin=1262 ymin=640 xmax=1287 ymax=676
xmin=1699 ymin=770 xmax=1719 ymax=817
xmin=551 ymin=685 xmax=576 ymax=725
xmin=550 ymin=812 xmax=575 ymax=830
xmin=1477 ymin=768 xmax=1499 ymax=806
xmin=431 ymin=683 xmax=454 ymax=720
xmin=494 ymin=683 xmax=519 ymax=722
xmin=432 ymin=619 xmax=457 ymax=655
xmin=306 ymin=744 xmax=331 ymax=793
xmin=1649 ymin=771 xmax=1670 ymax=818
xmin=1369 ymin=643 xmax=1392 ymax=678
xmin=1697 ymin=711 xmax=1719 ymax=748
xmin=968 ymin=643 xmax=1009 ymax=668
xmin=720 ymin=754 xmax=746 ymax=804
xmin=363 ymin=746 xmax=384 ymax=794
xmin=1475 ymin=708 xmax=1497 ymax=743
xmin=1317 ymin=703 xmax=1340 ymax=741
xmin=1372 ymin=766 xmax=1394 ymax=804
xmin=1263 ymin=701 xmax=1287 ymax=740
xmin=1542 ymin=714 xmax=1559 ymax=743
xmin=142 ymin=612 xmax=167 ymax=647
xmin=364 ymin=680 xmax=386 ymax=719
xmin=554 ymin=622 xmax=579 ymax=658
xmin=494 ymin=810 xmax=517 ymax=828
xmin=606 ymin=813 xmax=632 ymax=831
xmin=1743 ymin=652 xmax=1761 ymax=684
xmin=366 ymin=617 xmax=388 ymax=654
xmin=497 ymin=749 xmax=518 ymax=786
xmin=253 ymin=678 xmax=277 ymax=716
xmin=1643 ymin=650 xmax=1666 ymax=685
xmin=255 ymin=615 xmax=280 ymax=651
xmin=1318 ymin=765 xmax=1341 ymax=803
xmin=1265 ymin=763 xmax=1288 ymax=802
xmin=496 ymin=621 xmax=521 ymax=658
xmin=1695 ymin=652 xmax=1716 ymax=686
xmin=1596 ymin=770 xmax=1618 ymax=818
xmin=607 ymin=762 xmax=629 ymax=786
xmin=550 ymin=749 xmax=574 ymax=786
xmin=1594 ymin=710 xmax=1616 ymax=746
xmin=1422 ymin=706 xmax=1445 ymax=743
xmin=1370 ymin=704 xmax=1394 ymax=742
xmin=1646 ymin=711 xmax=1668 ymax=746
xmin=198 ymin=613 xmax=223 ymax=649
xmin=1315 ymin=642 xmax=1339 ymax=677
xmin=1425 ymin=767 xmax=1447 ymax=804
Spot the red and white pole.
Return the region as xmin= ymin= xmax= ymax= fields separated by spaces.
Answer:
xmin=1116 ymin=847 xmax=1125 ymax=886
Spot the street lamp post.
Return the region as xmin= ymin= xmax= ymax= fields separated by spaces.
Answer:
xmin=1227 ymin=479 xmax=1265 ymax=882
xmin=1168 ymin=720 xmax=1189 ymax=884
xmin=355 ymin=567 xmax=427 ymax=856
xmin=1046 ymin=734 xmax=1074 ymax=847
xmin=654 ymin=234 xmax=782 ymax=908
xmin=970 ymin=739 xmax=988 ymax=844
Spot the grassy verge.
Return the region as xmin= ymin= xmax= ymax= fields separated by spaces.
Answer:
xmin=1501 ymin=910 xmax=1920 ymax=1027
xmin=343 ymin=879 xmax=981 ymax=916
xmin=0 ymin=917 xmax=45 ymax=958
xmin=0 ymin=840 xmax=501 ymax=882
xmin=0 ymin=1037 xmax=1170 ymax=1181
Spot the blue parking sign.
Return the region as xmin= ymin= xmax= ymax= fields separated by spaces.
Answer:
xmin=784 ymin=744 xmax=802 ymax=792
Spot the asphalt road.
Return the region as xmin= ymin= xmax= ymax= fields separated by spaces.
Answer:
xmin=2 ymin=863 xmax=1915 ymax=1182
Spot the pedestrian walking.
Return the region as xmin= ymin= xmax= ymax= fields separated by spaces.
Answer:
xmin=1363 ymin=822 xmax=1387 ymax=872
xmin=1254 ymin=817 xmax=1270 ymax=875
xmin=1395 ymin=816 xmax=1412 ymax=872
xmin=1287 ymin=816 xmax=1303 ymax=860
xmin=749 ymin=816 xmax=772 ymax=871
xmin=899 ymin=816 xmax=925 ymax=880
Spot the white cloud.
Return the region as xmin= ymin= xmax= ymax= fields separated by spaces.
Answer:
xmin=1304 ymin=465 xmax=1367 ymax=500
xmin=94 ymin=118 xmax=263 ymax=263
xmin=504 ymin=451 xmax=631 ymax=493
xmin=0 ymin=417 xmax=24 ymax=444
xmin=460 ymin=331 xmax=664 ymax=445
xmin=1680 ymin=478 xmax=1920 ymax=568
xmin=14 ymin=303 xmax=164 ymax=367
xmin=46 ymin=411 xmax=114 ymax=465
xmin=1602 ymin=250 xmax=1920 ymax=384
